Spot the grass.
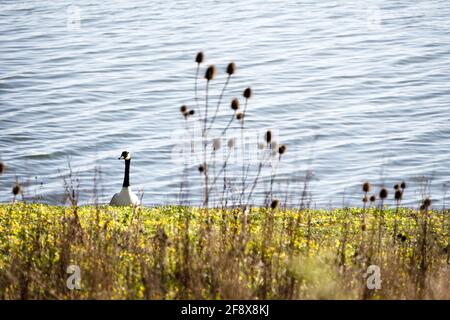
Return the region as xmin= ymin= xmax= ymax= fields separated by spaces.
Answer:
xmin=0 ymin=202 xmax=449 ymax=299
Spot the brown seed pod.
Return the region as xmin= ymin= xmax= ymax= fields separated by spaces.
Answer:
xmin=362 ymin=182 xmax=371 ymax=193
xmin=395 ymin=190 xmax=402 ymax=201
xmin=227 ymin=138 xmax=235 ymax=149
xmin=400 ymin=181 xmax=406 ymax=189
xmin=379 ymin=188 xmax=388 ymax=199
xmin=278 ymin=144 xmax=286 ymax=155
xmin=12 ymin=184 xmax=21 ymax=196
xmin=231 ymin=98 xmax=239 ymax=111
xmin=236 ymin=112 xmax=244 ymax=120
xmin=243 ymin=87 xmax=252 ymax=99
xmin=265 ymin=130 xmax=272 ymax=144
xmin=370 ymin=195 xmax=376 ymax=202
xmin=362 ymin=196 xmax=368 ymax=203
xmin=189 ymin=110 xmax=195 ymax=115
xmin=195 ymin=51 xmax=204 ymax=64
xmin=180 ymin=105 xmax=187 ymax=113
xmin=270 ymin=199 xmax=280 ymax=210
xmin=212 ymin=138 xmax=221 ymax=151
xmin=422 ymin=198 xmax=431 ymax=208
xmin=226 ymin=62 xmax=236 ymax=75
xmin=198 ymin=164 xmax=206 ymax=173
xmin=394 ymin=184 xmax=399 ymax=190
xmin=0 ymin=162 xmax=5 ymax=175
xmin=205 ymin=65 xmax=216 ymax=81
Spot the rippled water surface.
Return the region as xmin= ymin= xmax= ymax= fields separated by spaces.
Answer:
xmin=1 ymin=0 xmax=450 ymax=207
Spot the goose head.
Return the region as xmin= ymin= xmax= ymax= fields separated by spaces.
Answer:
xmin=118 ymin=151 xmax=131 ymax=160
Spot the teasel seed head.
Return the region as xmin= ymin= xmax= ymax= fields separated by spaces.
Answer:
xmin=395 ymin=190 xmax=402 ymax=201
xmin=379 ymin=188 xmax=388 ymax=199
xmin=265 ymin=130 xmax=272 ymax=144
xmin=198 ymin=164 xmax=207 ymax=173
xmin=183 ymin=111 xmax=189 ymax=118
xmin=243 ymin=87 xmax=252 ymax=99
xmin=195 ymin=51 xmax=204 ymax=64
xmin=0 ymin=162 xmax=5 ymax=175
xmin=362 ymin=182 xmax=371 ymax=193
xmin=270 ymin=141 xmax=278 ymax=150
xmin=227 ymin=138 xmax=235 ymax=149
xmin=278 ymin=144 xmax=286 ymax=155
xmin=212 ymin=138 xmax=221 ymax=151
xmin=400 ymin=181 xmax=406 ymax=189
xmin=180 ymin=105 xmax=187 ymax=113
xmin=205 ymin=65 xmax=216 ymax=81
xmin=189 ymin=109 xmax=195 ymax=116
xmin=270 ymin=199 xmax=280 ymax=210
xmin=12 ymin=183 xmax=21 ymax=196
xmin=236 ymin=112 xmax=244 ymax=121
xmin=362 ymin=196 xmax=368 ymax=203
xmin=231 ymin=98 xmax=239 ymax=111
xmin=226 ymin=62 xmax=236 ymax=75
xmin=370 ymin=195 xmax=376 ymax=202
xmin=271 ymin=149 xmax=278 ymax=157
xmin=422 ymin=198 xmax=431 ymax=209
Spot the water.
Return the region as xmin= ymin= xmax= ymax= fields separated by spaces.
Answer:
xmin=1 ymin=0 xmax=450 ymax=207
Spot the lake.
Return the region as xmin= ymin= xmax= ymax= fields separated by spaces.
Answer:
xmin=1 ymin=0 xmax=449 ymax=207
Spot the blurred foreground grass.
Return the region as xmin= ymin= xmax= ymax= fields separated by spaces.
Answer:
xmin=0 ymin=203 xmax=449 ymax=299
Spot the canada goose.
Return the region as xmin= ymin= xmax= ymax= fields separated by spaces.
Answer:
xmin=110 ymin=151 xmax=140 ymax=206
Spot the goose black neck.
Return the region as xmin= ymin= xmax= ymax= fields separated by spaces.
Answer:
xmin=123 ymin=159 xmax=130 ymax=187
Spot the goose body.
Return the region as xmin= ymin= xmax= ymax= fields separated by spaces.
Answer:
xmin=110 ymin=186 xmax=140 ymax=206
xmin=110 ymin=151 xmax=140 ymax=206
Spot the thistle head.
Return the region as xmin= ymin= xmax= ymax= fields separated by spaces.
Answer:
xmin=231 ymin=98 xmax=239 ymax=111
xmin=270 ymin=199 xmax=280 ymax=210
xmin=243 ymin=87 xmax=252 ymax=99
xmin=395 ymin=190 xmax=402 ymax=201
xmin=212 ymin=138 xmax=221 ymax=151
xmin=270 ymin=141 xmax=278 ymax=150
xmin=205 ymin=65 xmax=216 ymax=81
xmin=226 ymin=62 xmax=236 ymax=76
xmin=265 ymin=130 xmax=272 ymax=144
xmin=421 ymin=198 xmax=431 ymax=209
xmin=198 ymin=164 xmax=207 ymax=173
xmin=362 ymin=182 xmax=371 ymax=193
xmin=12 ymin=183 xmax=21 ymax=196
xmin=278 ymin=144 xmax=286 ymax=155
xmin=227 ymin=138 xmax=235 ymax=149
xmin=379 ymin=188 xmax=388 ymax=200
xmin=195 ymin=51 xmax=204 ymax=64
